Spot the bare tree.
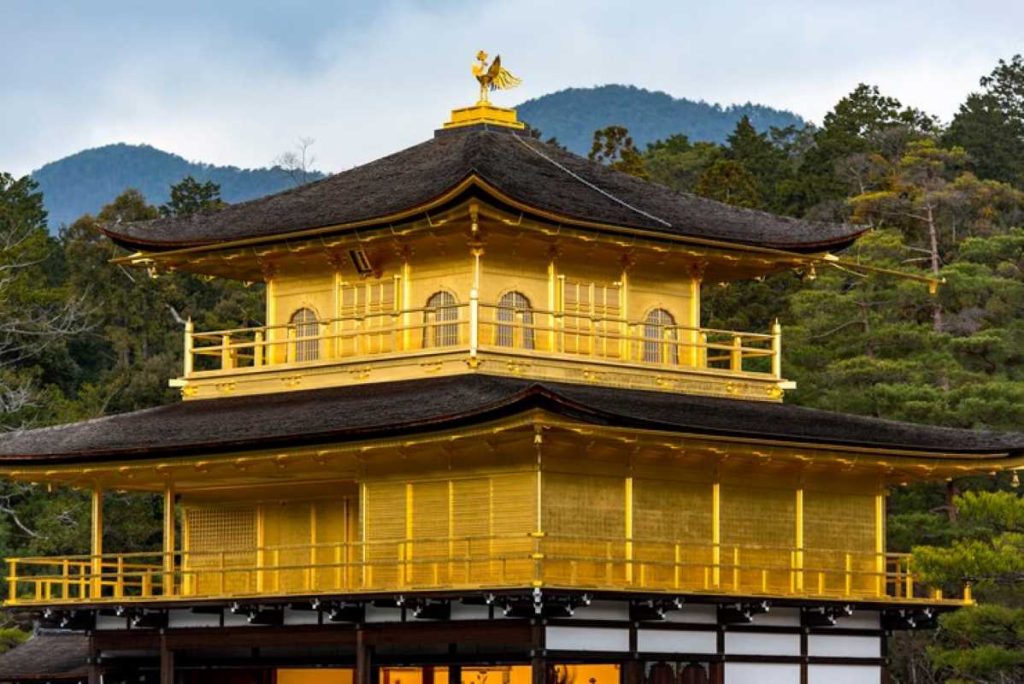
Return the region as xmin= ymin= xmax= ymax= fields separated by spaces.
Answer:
xmin=274 ymin=137 xmax=318 ymax=186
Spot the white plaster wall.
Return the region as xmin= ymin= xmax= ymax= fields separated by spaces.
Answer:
xmin=637 ymin=629 xmax=716 ymax=654
xmin=808 ymin=634 xmax=881 ymax=658
xmin=724 ymin=632 xmax=801 ymax=656
xmin=546 ymin=626 xmax=630 ymax=652
xmin=808 ymin=665 xmax=882 ymax=684
xmin=725 ymin=663 xmax=800 ymax=684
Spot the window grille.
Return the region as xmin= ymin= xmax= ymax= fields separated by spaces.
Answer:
xmin=290 ymin=308 xmax=319 ymax=362
xmin=423 ymin=291 xmax=459 ymax=347
xmin=496 ymin=291 xmax=535 ymax=349
xmin=643 ymin=308 xmax=678 ymax=364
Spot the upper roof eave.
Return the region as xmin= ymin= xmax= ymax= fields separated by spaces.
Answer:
xmin=100 ymin=126 xmax=867 ymax=256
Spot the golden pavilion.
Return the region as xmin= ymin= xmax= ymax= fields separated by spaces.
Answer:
xmin=0 ymin=66 xmax=1021 ymax=684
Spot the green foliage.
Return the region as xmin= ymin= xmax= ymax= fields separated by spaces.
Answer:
xmin=589 ymin=126 xmax=648 ymax=178
xmin=947 ymin=54 xmax=1024 ymax=187
xmin=160 ymin=176 xmax=225 ymax=217
xmin=694 ymin=159 xmax=761 ymax=207
xmin=0 ymin=627 xmax=27 ymax=654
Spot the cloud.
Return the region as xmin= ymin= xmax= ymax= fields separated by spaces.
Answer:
xmin=2 ymin=0 xmax=1022 ymax=176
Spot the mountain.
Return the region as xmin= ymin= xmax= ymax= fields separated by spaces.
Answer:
xmin=31 ymin=143 xmax=324 ymax=228
xmin=31 ymin=86 xmax=803 ymax=228
xmin=517 ymin=84 xmax=805 ymax=155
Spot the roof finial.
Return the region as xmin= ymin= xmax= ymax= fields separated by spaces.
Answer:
xmin=444 ymin=51 xmax=525 ymax=131
xmin=472 ymin=50 xmax=522 ymax=106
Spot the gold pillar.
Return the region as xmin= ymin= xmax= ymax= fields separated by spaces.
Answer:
xmin=711 ymin=480 xmax=721 ymax=588
xmin=90 ymin=487 xmax=103 ymax=598
xmin=688 ymin=266 xmax=702 ymax=367
xmin=875 ymin=491 xmax=885 ymax=597
xmin=547 ymin=253 xmax=558 ymax=352
xmin=163 ymin=484 xmax=175 ymax=597
xmin=624 ymin=476 xmax=634 ymax=584
xmin=794 ymin=487 xmax=804 ymax=592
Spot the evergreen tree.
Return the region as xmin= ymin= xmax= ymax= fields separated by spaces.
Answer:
xmin=947 ymin=54 xmax=1024 ymax=187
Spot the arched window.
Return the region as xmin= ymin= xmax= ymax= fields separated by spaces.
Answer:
xmin=290 ymin=308 xmax=319 ymax=362
xmin=423 ymin=291 xmax=459 ymax=347
xmin=496 ymin=291 xmax=535 ymax=349
xmin=643 ymin=308 xmax=677 ymax=364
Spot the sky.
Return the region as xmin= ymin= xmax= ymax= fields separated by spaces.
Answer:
xmin=2 ymin=0 xmax=1023 ymax=177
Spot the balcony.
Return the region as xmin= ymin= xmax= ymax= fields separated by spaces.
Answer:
xmin=176 ymin=300 xmax=786 ymax=400
xmin=5 ymin=535 xmax=967 ymax=608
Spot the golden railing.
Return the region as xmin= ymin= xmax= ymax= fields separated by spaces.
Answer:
xmin=183 ymin=302 xmax=781 ymax=379
xmin=4 ymin=535 xmax=965 ymax=607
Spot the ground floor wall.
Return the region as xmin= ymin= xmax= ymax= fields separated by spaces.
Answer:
xmin=86 ymin=600 xmax=888 ymax=684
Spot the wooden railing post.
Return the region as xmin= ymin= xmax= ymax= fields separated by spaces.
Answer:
xmin=182 ymin=319 xmax=194 ymax=376
xmin=730 ymin=335 xmax=743 ymax=372
xmin=220 ymin=334 xmax=233 ymax=370
xmin=253 ymin=331 xmax=264 ymax=368
xmin=7 ymin=560 xmax=17 ymax=604
xmin=771 ymin=320 xmax=782 ymax=379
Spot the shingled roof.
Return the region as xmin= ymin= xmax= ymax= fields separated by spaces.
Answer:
xmin=0 ymin=376 xmax=1020 ymax=465
xmin=102 ymin=125 xmax=865 ymax=253
xmin=0 ymin=631 xmax=88 ymax=682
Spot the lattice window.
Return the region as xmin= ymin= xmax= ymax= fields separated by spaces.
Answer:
xmin=183 ymin=506 xmax=257 ymax=596
xmin=423 ymin=291 xmax=459 ymax=347
xmin=339 ymin=279 xmax=397 ymax=318
xmin=560 ymin=279 xmax=621 ymax=356
xmin=289 ymin=308 xmax=319 ymax=362
xmin=496 ymin=291 xmax=535 ymax=349
xmin=804 ymin=490 xmax=877 ymax=595
xmin=643 ymin=308 xmax=678 ymax=364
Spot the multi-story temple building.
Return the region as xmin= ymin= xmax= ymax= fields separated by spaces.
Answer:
xmin=1 ymin=77 xmax=1022 ymax=684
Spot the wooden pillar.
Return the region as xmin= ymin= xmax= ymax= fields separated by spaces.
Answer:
xmin=624 ymin=661 xmax=643 ymax=684
xmin=163 ymin=484 xmax=175 ymax=597
xmin=450 ymin=663 xmax=463 ymax=684
xmin=87 ymin=635 xmax=101 ymax=684
xmin=357 ymin=628 xmax=373 ymax=684
xmin=160 ymin=635 xmax=175 ymax=684
xmin=530 ymin=621 xmax=545 ymax=684
xmin=423 ymin=666 xmax=435 ymax=684
xmin=90 ymin=486 xmax=103 ymax=598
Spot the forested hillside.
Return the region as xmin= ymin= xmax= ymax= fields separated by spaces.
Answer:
xmin=3 ymin=55 xmax=1024 ymax=680
xmin=517 ymin=84 xmax=804 ymax=155
xmin=31 ymin=143 xmax=324 ymax=228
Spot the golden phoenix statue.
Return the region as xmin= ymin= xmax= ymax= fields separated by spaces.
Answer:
xmin=472 ymin=51 xmax=522 ymax=105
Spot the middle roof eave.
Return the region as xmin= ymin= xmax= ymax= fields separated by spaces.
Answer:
xmin=0 ymin=375 xmax=1021 ymax=466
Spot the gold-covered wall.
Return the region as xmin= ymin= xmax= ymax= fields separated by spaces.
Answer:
xmin=181 ymin=487 xmax=357 ymax=597
xmin=167 ymin=432 xmax=885 ymax=601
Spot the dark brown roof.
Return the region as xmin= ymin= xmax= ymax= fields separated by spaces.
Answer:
xmin=0 ymin=631 xmax=88 ymax=681
xmin=0 ymin=376 xmax=1021 ymax=465
xmin=102 ymin=124 xmax=864 ymax=254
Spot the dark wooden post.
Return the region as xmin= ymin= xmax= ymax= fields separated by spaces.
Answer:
xmin=530 ymin=621 xmax=546 ymax=684
xmin=357 ymin=628 xmax=374 ymax=684
xmin=160 ymin=634 xmax=175 ymax=684
xmin=87 ymin=635 xmax=101 ymax=684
